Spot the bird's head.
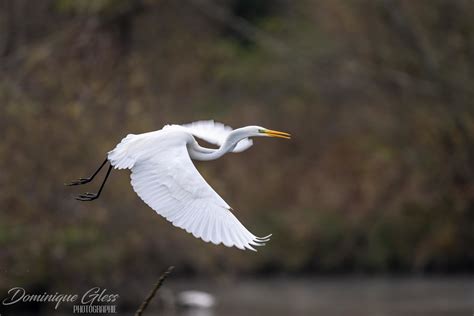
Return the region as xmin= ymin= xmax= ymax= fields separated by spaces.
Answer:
xmin=239 ymin=126 xmax=291 ymax=139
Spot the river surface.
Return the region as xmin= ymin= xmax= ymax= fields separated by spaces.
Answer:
xmin=3 ymin=276 xmax=473 ymax=315
xmin=161 ymin=276 xmax=474 ymax=316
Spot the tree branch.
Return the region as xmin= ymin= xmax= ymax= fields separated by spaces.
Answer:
xmin=134 ymin=266 xmax=175 ymax=316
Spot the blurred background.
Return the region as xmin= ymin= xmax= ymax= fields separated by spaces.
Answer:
xmin=0 ymin=0 xmax=474 ymax=315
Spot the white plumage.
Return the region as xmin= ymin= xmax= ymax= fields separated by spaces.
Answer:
xmin=75 ymin=121 xmax=290 ymax=251
xmin=181 ymin=120 xmax=253 ymax=152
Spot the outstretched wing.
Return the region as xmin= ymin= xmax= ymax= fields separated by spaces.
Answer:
xmin=181 ymin=120 xmax=253 ymax=153
xmin=129 ymin=140 xmax=270 ymax=251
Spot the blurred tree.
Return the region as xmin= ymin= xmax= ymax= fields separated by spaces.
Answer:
xmin=0 ymin=0 xmax=473 ymax=297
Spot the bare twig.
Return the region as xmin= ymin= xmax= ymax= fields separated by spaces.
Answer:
xmin=134 ymin=266 xmax=175 ymax=316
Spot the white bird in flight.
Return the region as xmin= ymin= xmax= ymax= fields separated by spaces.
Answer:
xmin=67 ymin=121 xmax=291 ymax=251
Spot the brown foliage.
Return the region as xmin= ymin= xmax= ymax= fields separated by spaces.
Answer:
xmin=0 ymin=0 xmax=473 ymax=292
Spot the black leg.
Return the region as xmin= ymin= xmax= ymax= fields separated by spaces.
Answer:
xmin=75 ymin=164 xmax=113 ymax=201
xmin=66 ymin=158 xmax=108 ymax=186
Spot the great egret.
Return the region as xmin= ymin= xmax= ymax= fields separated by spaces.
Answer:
xmin=67 ymin=121 xmax=290 ymax=251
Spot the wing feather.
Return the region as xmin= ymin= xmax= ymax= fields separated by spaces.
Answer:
xmin=181 ymin=120 xmax=253 ymax=153
xmin=128 ymin=137 xmax=268 ymax=251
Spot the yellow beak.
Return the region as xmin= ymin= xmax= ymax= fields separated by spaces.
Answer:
xmin=264 ymin=129 xmax=291 ymax=139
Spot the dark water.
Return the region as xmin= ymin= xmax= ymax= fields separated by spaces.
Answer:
xmin=162 ymin=276 xmax=474 ymax=316
xmin=4 ymin=277 xmax=473 ymax=315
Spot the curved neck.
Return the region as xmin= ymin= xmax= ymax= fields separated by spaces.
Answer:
xmin=188 ymin=129 xmax=243 ymax=161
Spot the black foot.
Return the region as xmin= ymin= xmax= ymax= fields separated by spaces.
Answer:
xmin=66 ymin=178 xmax=92 ymax=186
xmin=75 ymin=192 xmax=99 ymax=201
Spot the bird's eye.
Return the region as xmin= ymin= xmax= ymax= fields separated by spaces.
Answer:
xmin=258 ymin=129 xmax=265 ymax=133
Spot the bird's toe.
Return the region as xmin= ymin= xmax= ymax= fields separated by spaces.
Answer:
xmin=75 ymin=192 xmax=98 ymax=201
